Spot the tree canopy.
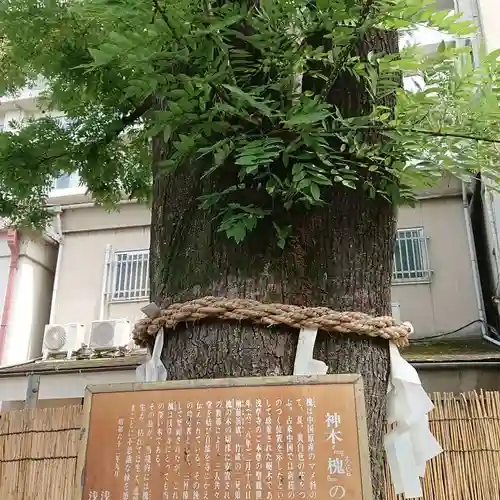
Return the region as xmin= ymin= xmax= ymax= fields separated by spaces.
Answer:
xmin=0 ymin=0 xmax=499 ymax=245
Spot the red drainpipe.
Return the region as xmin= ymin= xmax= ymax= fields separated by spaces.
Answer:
xmin=0 ymin=230 xmax=19 ymax=364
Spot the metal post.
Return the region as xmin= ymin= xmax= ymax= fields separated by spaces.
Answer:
xmin=24 ymin=374 xmax=40 ymax=409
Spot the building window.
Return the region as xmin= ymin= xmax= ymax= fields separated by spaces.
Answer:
xmin=52 ymin=171 xmax=80 ymax=190
xmin=393 ymin=228 xmax=431 ymax=283
xmin=111 ymin=250 xmax=150 ymax=301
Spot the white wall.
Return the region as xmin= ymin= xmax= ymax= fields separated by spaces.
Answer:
xmin=0 ymin=107 xmax=60 ymax=131
xmin=477 ymin=0 xmax=500 ymax=53
xmin=1 ymin=235 xmax=56 ymax=366
xmin=52 ymin=204 xmax=151 ymax=340
xmin=0 ymin=239 xmax=10 ymax=321
xmin=0 ymin=369 xmax=138 ymax=405
xmin=393 ymin=196 xmax=481 ymax=338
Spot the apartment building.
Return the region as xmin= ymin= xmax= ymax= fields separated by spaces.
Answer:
xmin=50 ymin=198 xmax=151 ymax=331
xmin=0 ymin=0 xmax=495 ymax=406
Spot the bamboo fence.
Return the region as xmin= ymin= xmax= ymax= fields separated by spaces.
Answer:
xmin=0 ymin=405 xmax=82 ymax=499
xmin=1 ymin=392 xmax=500 ymax=499
xmin=384 ymin=391 xmax=500 ymax=499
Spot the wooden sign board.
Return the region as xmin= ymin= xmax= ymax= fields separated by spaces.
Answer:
xmin=75 ymin=375 xmax=372 ymax=500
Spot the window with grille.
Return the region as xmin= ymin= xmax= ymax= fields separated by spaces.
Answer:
xmin=111 ymin=250 xmax=150 ymax=301
xmin=393 ymin=228 xmax=431 ymax=282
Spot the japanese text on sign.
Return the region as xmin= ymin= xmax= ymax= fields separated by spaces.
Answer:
xmin=76 ymin=376 xmax=371 ymax=500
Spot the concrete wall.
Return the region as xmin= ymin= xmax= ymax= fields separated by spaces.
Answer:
xmin=1 ymin=234 xmax=57 ymax=366
xmin=393 ymin=194 xmax=480 ymax=339
xmin=418 ymin=365 xmax=500 ymax=393
xmin=473 ymin=0 xmax=500 ymax=328
xmin=477 ymin=0 xmax=500 ymax=53
xmin=52 ymin=203 xmax=151 ymax=342
xmin=0 ymin=238 xmax=10 ymax=322
xmin=1 ymin=397 xmax=83 ymax=412
xmin=0 ymin=369 xmax=139 ymax=408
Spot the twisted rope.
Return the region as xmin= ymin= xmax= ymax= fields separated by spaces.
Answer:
xmin=133 ymin=296 xmax=412 ymax=348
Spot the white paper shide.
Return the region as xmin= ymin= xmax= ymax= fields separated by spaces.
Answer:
xmin=136 ymin=329 xmax=167 ymax=382
xmin=293 ymin=327 xmax=328 ymax=376
xmin=293 ymin=326 xmax=442 ymax=498
xmin=384 ymin=341 xmax=442 ymax=498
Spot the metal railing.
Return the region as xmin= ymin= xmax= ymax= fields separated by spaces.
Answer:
xmin=109 ymin=250 xmax=150 ymax=301
xmin=393 ymin=228 xmax=431 ymax=283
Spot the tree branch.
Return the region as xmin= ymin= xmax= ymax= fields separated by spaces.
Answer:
xmin=101 ymin=98 xmax=152 ymax=146
xmin=151 ymin=0 xmax=177 ymax=38
xmin=320 ymin=0 xmax=376 ymax=100
xmin=30 ymin=99 xmax=152 ymax=169
xmin=390 ymin=127 xmax=500 ymax=145
xmin=330 ymin=125 xmax=500 ymax=145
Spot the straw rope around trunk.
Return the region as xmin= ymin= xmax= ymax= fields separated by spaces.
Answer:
xmin=132 ymin=296 xmax=412 ymax=347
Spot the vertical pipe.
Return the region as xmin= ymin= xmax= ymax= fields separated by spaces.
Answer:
xmin=100 ymin=244 xmax=112 ymax=320
xmin=462 ymin=183 xmax=493 ymax=342
xmin=49 ymin=209 xmax=63 ymax=324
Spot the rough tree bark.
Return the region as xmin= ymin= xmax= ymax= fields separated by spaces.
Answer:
xmin=149 ymin=23 xmax=398 ymax=500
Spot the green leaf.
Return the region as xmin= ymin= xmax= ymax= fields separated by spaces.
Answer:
xmin=163 ymin=125 xmax=172 ymax=143
xmin=310 ymin=183 xmax=321 ymax=201
xmin=2 ymin=0 xmax=500 ymax=247
xmin=284 ymin=111 xmax=331 ymax=126
xmin=226 ymin=223 xmax=246 ymax=243
xmin=273 ymin=222 xmax=292 ymax=250
xmin=88 ymin=48 xmax=113 ymax=66
xmin=222 ymin=84 xmax=274 ymax=117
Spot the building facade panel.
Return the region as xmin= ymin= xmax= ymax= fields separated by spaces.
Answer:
xmin=394 ymin=196 xmax=481 ymax=338
xmin=1 ymin=234 xmax=57 ymax=366
xmin=53 ymin=207 xmax=151 ymax=340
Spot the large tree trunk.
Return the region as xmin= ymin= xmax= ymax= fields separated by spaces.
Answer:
xmin=150 ymin=175 xmax=395 ymax=498
xmin=149 ymin=22 xmax=398 ymax=500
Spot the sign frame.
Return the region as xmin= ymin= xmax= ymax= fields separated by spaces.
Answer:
xmin=74 ymin=374 xmax=373 ymax=500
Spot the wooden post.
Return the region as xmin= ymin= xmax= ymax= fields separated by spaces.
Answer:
xmin=24 ymin=374 xmax=40 ymax=409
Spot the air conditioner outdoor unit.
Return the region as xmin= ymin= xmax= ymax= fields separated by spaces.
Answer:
xmin=89 ymin=319 xmax=131 ymax=350
xmin=391 ymin=302 xmax=401 ymax=322
xmin=42 ymin=323 xmax=85 ymax=360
